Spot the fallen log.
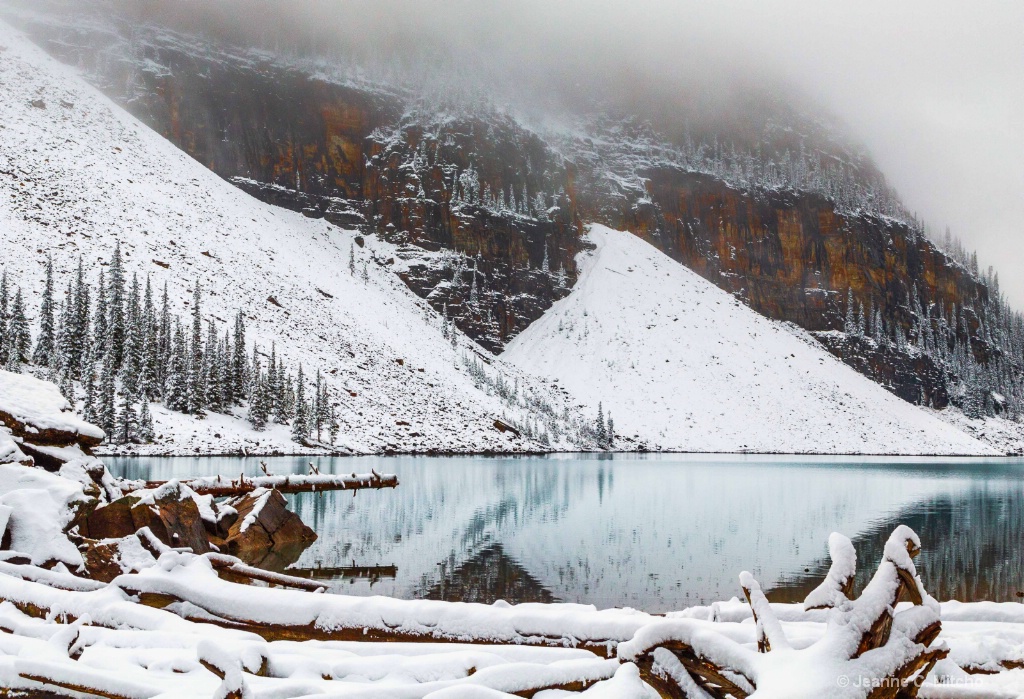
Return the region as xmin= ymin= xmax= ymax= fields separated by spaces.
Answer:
xmin=205 ymin=553 xmax=326 ymax=592
xmin=117 ymin=471 xmax=398 ymax=497
xmin=620 ymin=526 xmax=949 ymax=699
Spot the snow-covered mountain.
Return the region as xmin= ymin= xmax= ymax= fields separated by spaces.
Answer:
xmin=0 ymin=18 xmax=1008 ymax=456
xmin=0 ymin=20 xmax=588 ymax=455
xmin=504 ymin=225 xmax=994 ymax=455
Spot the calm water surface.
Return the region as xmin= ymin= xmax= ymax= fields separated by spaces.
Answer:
xmin=105 ymin=454 xmax=1024 ymax=612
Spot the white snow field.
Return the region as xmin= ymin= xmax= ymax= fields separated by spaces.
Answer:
xmin=505 ymin=225 xmax=995 ymax=455
xmin=0 ymin=20 xmax=584 ymax=456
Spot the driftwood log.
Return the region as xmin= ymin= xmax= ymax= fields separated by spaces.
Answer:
xmin=117 ymin=470 xmax=398 ymax=497
xmin=621 ymin=525 xmax=949 ymax=698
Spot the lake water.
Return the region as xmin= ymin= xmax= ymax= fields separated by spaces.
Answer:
xmin=105 ymin=454 xmax=1024 ymax=612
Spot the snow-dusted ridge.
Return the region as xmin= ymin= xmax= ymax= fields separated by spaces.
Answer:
xmin=504 ymin=225 xmax=996 ymax=455
xmin=0 ymin=20 xmax=589 ymax=456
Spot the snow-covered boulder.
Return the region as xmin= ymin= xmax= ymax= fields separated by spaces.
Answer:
xmin=0 ymin=462 xmax=89 ymax=566
xmin=0 ymin=426 xmax=31 ymax=466
xmin=0 ymin=371 xmax=105 ymax=448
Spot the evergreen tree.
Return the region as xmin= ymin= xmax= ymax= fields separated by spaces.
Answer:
xmin=186 ymin=282 xmax=205 ymax=416
xmin=247 ymin=353 xmax=269 ymax=430
xmin=328 ymin=403 xmax=340 ymax=445
xmin=348 ymin=243 xmax=356 ymax=275
xmin=56 ymin=281 xmax=75 ymax=376
xmin=291 ymin=365 xmax=308 ymax=443
xmin=115 ymin=391 xmax=138 ymax=444
xmin=844 ymin=288 xmax=854 ymax=335
xmin=82 ymin=360 xmax=98 ymax=424
xmin=96 ymin=349 xmax=117 ymax=436
xmin=606 ymin=413 xmax=615 ymax=448
xmin=6 ymin=288 xmax=30 ymax=367
xmin=121 ymin=273 xmax=143 ymax=394
xmin=92 ymin=270 xmax=108 ymax=363
xmin=0 ymin=268 xmax=8 ymax=363
xmin=137 ymin=400 xmax=155 ymax=443
xmin=33 ymin=256 xmax=56 ymax=365
xmin=595 ymin=402 xmax=607 ymax=447
xmin=107 ymin=243 xmax=127 ymax=368
xmin=164 ymin=322 xmax=188 ymax=412
xmin=73 ymin=258 xmax=90 ymax=376
xmin=311 ymin=369 xmax=324 ymax=441
xmin=204 ymin=320 xmax=222 ymax=413
xmin=232 ymin=311 xmax=247 ymax=402
xmin=141 ymin=276 xmax=159 ymax=399
xmin=157 ymin=282 xmax=171 ymax=391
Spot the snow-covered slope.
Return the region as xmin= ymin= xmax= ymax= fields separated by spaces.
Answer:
xmin=0 ymin=21 xmax=583 ymax=455
xmin=504 ymin=225 xmax=995 ymax=455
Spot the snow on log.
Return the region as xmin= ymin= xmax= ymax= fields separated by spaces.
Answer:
xmin=0 ymin=371 xmax=105 ymax=448
xmin=118 ymin=471 xmax=399 ymax=497
xmin=621 ymin=526 xmax=950 ymax=698
xmin=803 ymin=531 xmax=857 ymax=611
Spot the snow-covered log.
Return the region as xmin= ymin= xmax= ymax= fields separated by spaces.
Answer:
xmin=118 ymin=471 xmax=399 ymax=497
xmin=620 ymin=527 xmax=953 ymax=698
xmin=803 ymin=532 xmax=857 ymax=611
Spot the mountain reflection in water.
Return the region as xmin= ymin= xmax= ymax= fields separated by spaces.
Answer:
xmin=108 ymin=454 xmax=1024 ymax=612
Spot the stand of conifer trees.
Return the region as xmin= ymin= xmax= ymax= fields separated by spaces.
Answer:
xmin=0 ymin=246 xmax=339 ymax=446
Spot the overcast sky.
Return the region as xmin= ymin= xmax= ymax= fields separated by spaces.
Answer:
xmin=713 ymin=0 xmax=1024 ymax=304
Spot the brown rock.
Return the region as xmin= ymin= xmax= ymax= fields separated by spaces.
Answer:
xmin=221 ymin=489 xmax=315 ymax=564
xmin=131 ymin=485 xmax=211 ymax=554
xmin=81 ymin=495 xmax=140 ymax=540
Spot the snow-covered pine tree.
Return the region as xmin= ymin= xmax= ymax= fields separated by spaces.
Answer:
xmin=291 ymin=365 xmax=308 ymax=443
xmin=96 ymin=349 xmax=117 ymax=436
xmin=164 ymin=322 xmax=188 ymax=412
xmin=0 ymin=269 xmax=8 ymax=363
xmin=469 ymin=263 xmax=479 ymax=306
xmin=607 ymin=413 xmax=615 ymax=448
xmin=137 ymin=399 xmax=155 ymax=443
xmin=81 ymin=362 xmax=98 ymax=424
xmin=348 ymin=243 xmax=356 ymax=275
xmin=248 ymin=351 xmax=269 ymax=430
xmin=204 ymin=319 xmax=222 ymax=413
xmin=5 ymin=288 xmax=30 ymax=369
xmin=107 ymin=243 xmax=126 ymax=369
xmin=232 ymin=310 xmax=247 ymax=402
xmin=115 ymin=390 xmax=138 ymax=444
xmin=186 ymin=282 xmax=205 ymax=416
xmin=312 ymin=369 xmax=324 ymax=442
xmin=141 ymin=276 xmax=159 ymax=399
xmin=32 ymin=256 xmax=56 ymax=366
xmin=121 ymin=274 xmax=143 ymax=395
xmin=595 ymin=402 xmax=607 ymax=448
xmin=328 ymin=402 xmax=340 ymax=445
xmin=92 ymin=269 xmax=108 ymax=366
xmin=844 ymin=288 xmax=854 ymax=335
xmin=157 ymin=282 xmax=171 ymax=391
xmin=75 ymin=263 xmax=91 ymax=378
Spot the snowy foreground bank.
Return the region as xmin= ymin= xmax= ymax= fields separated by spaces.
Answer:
xmin=0 ymin=468 xmax=1021 ymax=698
xmin=1 ymin=374 xmax=1022 ymax=697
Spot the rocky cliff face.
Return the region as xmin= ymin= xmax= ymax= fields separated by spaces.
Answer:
xmin=4 ymin=7 xmax=998 ymax=403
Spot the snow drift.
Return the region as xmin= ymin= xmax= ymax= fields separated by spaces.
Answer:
xmin=504 ymin=225 xmax=994 ymax=455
